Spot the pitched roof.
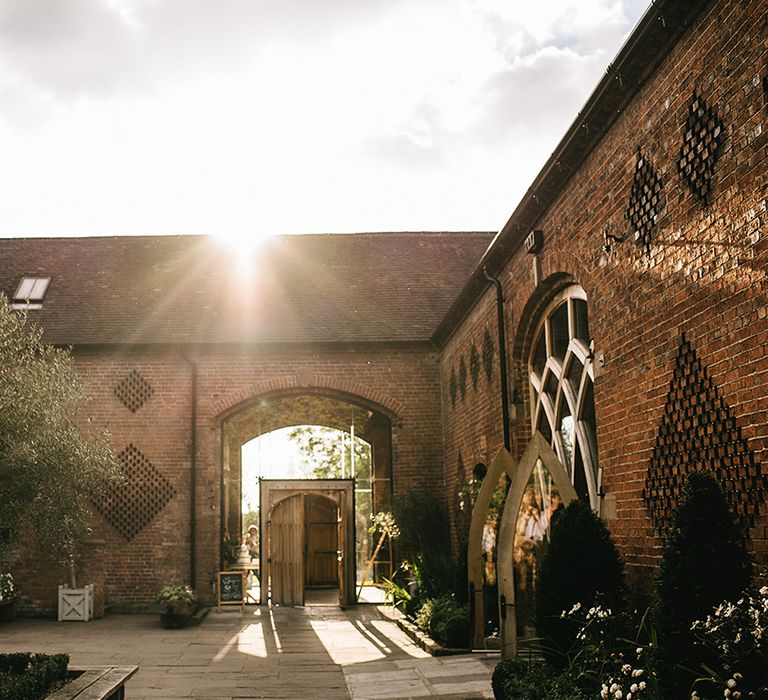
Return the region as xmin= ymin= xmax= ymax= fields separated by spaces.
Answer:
xmin=0 ymin=232 xmax=493 ymax=345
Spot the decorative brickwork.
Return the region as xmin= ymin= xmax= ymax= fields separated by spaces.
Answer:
xmin=459 ymin=356 xmax=468 ymax=400
xmin=482 ymin=330 xmax=494 ymax=382
xmin=643 ymin=335 xmax=767 ymax=537
xmin=114 ymin=369 xmax=154 ymax=413
xmin=677 ymin=90 xmax=724 ymax=204
xmin=94 ymin=444 xmax=177 ymax=541
xmin=450 ymin=367 xmax=457 ymax=407
xmin=469 ymin=344 xmax=480 ymax=390
xmin=626 ymin=149 xmax=664 ymax=254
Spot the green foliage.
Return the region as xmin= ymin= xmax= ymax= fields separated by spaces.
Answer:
xmin=0 ymin=298 xmax=120 ymax=574
xmin=392 ymin=490 xmax=450 ymax=562
xmin=0 ymin=652 xmax=69 ymax=700
xmin=287 ymin=425 xmax=371 ymax=480
xmin=414 ymin=594 xmax=470 ymax=648
xmin=491 ymin=658 xmax=591 ymax=700
xmin=156 ymin=585 xmax=197 ymax=605
xmin=691 ymin=586 xmax=768 ymax=698
xmin=535 ymin=499 xmax=627 ymax=666
xmin=654 ymin=472 xmax=751 ymax=693
xmin=493 ymin=607 xmax=665 ymax=700
xmin=0 ymin=574 xmax=13 ymax=602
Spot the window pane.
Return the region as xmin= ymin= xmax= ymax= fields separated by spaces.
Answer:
xmin=543 ymin=372 xmax=558 ymax=407
xmin=572 ymin=299 xmax=590 ymax=343
xmin=566 ymin=356 xmax=584 ymax=395
xmin=549 ymin=302 xmax=569 ymax=360
xmin=513 ymin=460 xmax=563 ymax=639
xmin=558 ymin=405 xmax=574 ymax=472
xmin=536 ymin=411 xmax=552 ymax=443
xmin=532 ymin=329 xmax=547 ymax=377
xmin=573 ymin=444 xmax=589 ymax=501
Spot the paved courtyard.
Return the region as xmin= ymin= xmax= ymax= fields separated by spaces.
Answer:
xmin=0 ymin=604 xmax=497 ymax=699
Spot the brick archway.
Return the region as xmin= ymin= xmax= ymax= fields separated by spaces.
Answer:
xmin=217 ymin=388 xmax=394 ymax=580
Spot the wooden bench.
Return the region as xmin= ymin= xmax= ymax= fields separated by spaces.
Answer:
xmin=47 ymin=665 xmax=138 ymax=700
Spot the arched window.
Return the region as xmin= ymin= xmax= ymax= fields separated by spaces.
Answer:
xmin=528 ymin=285 xmax=598 ymax=505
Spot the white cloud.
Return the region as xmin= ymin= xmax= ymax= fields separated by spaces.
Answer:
xmin=0 ymin=0 xmax=649 ymax=237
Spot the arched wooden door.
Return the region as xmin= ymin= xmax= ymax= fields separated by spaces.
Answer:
xmin=260 ymin=479 xmax=355 ymax=607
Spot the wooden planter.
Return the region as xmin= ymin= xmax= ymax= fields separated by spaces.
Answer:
xmin=46 ymin=665 xmax=137 ymax=700
xmin=58 ymin=585 xmax=95 ymax=622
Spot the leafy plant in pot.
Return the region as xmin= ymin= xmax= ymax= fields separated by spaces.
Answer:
xmin=0 ymin=298 xmax=121 ymax=621
xmin=157 ymin=586 xmax=198 ymax=628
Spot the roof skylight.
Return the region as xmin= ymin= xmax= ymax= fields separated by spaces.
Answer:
xmin=12 ymin=276 xmax=51 ymax=309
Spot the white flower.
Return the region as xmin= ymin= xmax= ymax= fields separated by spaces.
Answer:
xmin=639 ymin=682 xmax=646 ymax=691
xmin=630 ymin=683 xmax=638 ymax=693
xmin=727 ymin=679 xmax=737 ymax=689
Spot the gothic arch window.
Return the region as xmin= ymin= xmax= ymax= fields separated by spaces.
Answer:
xmin=528 ymin=285 xmax=598 ymax=505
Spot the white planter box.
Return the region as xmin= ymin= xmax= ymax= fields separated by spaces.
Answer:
xmin=58 ymin=584 xmax=94 ymax=622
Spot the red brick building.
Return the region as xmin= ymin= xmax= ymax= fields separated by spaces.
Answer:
xmin=2 ymin=0 xmax=767 ymax=615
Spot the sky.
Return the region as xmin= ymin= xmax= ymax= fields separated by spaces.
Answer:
xmin=0 ymin=0 xmax=650 ymax=242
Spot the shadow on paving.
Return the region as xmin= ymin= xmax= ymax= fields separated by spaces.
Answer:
xmin=0 ymin=604 xmax=496 ymax=700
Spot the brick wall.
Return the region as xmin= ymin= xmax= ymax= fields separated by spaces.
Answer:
xmin=12 ymin=342 xmax=443 ymax=613
xmin=441 ymin=0 xmax=768 ymax=596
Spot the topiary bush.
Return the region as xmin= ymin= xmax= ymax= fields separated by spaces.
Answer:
xmin=535 ymin=498 xmax=627 ymax=666
xmin=654 ymin=471 xmax=752 ymax=695
xmin=0 ymin=652 xmax=69 ymax=700
xmin=491 ymin=658 xmax=591 ymax=700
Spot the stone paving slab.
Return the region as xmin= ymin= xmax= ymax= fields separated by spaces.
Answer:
xmin=0 ymin=605 xmax=497 ymax=699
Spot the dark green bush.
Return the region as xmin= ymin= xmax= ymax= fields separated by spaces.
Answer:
xmin=535 ymin=498 xmax=627 ymax=666
xmin=415 ymin=594 xmax=470 ymax=648
xmin=654 ymin=471 xmax=752 ymax=695
xmin=0 ymin=652 xmax=69 ymax=700
xmin=491 ymin=658 xmax=591 ymax=700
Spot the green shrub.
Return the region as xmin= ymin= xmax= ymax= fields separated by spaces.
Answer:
xmin=491 ymin=658 xmax=591 ymax=700
xmin=0 ymin=652 xmax=69 ymax=700
xmin=535 ymin=499 xmax=626 ymax=666
xmin=654 ymin=471 xmax=752 ymax=695
xmin=415 ymin=594 xmax=470 ymax=648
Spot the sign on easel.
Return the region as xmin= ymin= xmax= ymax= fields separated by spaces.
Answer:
xmin=217 ymin=571 xmax=245 ymax=612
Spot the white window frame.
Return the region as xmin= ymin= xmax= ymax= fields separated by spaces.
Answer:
xmin=528 ymin=285 xmax=598 ymax=507
xmin=11 ymin=276 xmax=51 ymax=309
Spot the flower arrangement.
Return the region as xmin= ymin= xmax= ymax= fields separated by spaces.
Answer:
xmin=0 ymin=573 xmax=14 ymax=602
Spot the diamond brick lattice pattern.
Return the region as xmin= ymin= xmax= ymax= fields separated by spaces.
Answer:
xmin=677 ymin=90 xmax=724 ymax=204
xmin=482 ymin=329 xmax=494 ymax=382
xmin=94 ymin=444 xmax=176 ymax=541
xmin=114 ymin=369 xmax=154 ymax=412
xmin=642 ymin=335 xmax=767 ymax=537
xmin=625 ymin=150 xmax=664 ymax=254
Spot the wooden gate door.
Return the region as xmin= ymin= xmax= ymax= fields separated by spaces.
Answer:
xmin=304 ymin=495 xmax=338 ymax=587
xmin=268 ymin=493 xmax=304 ymax=606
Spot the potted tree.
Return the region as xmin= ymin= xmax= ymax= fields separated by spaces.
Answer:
xmin=0 ymin=573 xmax=17 ymax=621
xmin=0 ymin=297 xmax=120 ymax=621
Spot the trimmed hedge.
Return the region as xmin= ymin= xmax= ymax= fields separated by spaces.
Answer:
xmin=535 ymin=498 xmax=627 ymax=665
xmin=491 ymin=658 xmax=590 ymax=700
xmin=654 ymin=471 xmax=752 ymax=694
xmin=415 ymin=594 xmax=470 ymax=648
xmin=0 ymin=652 xmax=69 ymax=700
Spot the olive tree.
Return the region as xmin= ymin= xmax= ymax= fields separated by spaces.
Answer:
xmin=0 ymin=297 xmax=119 ymax=584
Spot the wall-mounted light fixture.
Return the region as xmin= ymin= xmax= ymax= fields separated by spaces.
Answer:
xmin=601 ymin=226 xmax=628 ymax=256
xmin=525 ymin=229 xmax=544 ymax=254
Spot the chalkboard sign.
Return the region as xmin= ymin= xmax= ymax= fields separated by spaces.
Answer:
xmin=217 ymin=571 xmax=245 ymax=610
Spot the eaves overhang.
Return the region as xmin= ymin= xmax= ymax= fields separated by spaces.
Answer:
xmin=432 ymin=0 xmax=712 ymax=348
